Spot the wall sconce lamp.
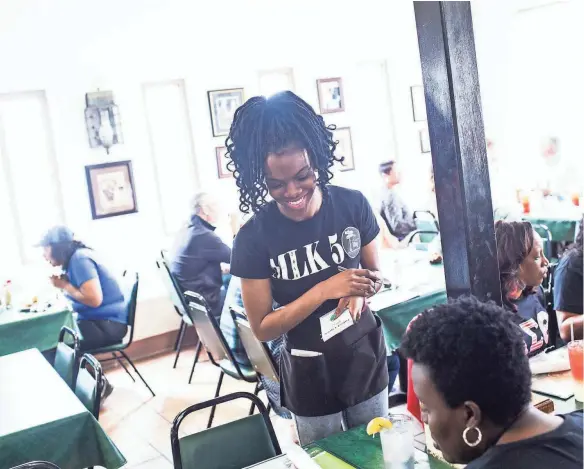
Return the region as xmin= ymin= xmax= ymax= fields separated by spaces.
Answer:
xmin=85 ymin=91 xmax=123 ymax=154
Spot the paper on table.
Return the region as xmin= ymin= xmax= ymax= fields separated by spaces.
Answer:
xmin=286 ymin=445 xmax=323 ymax=469
xmin=532 ymin=371 xmax=575 ymax=400
xmin=529 ymin=347 xmax=571 ymax=375
xmin=368 ymin=288 xmax=419 ymax=312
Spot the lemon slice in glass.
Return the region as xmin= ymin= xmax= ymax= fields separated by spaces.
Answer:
xmin=366 ymin=417 xmax=393 ymax=436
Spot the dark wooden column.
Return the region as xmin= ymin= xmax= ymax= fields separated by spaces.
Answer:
xmin=414 ymin=1 xmax=502 ymax=305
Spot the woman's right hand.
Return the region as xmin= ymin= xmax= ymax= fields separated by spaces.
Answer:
xmin=319 ymin=269 xmax=379 ymax=300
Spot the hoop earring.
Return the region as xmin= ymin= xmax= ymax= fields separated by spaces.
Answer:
xmin=463 ymin=427 xmax=482 ymax=447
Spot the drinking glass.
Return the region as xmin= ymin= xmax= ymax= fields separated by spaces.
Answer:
xmin=380 ymin=414 xmax=415 ymax=469
xmin=568 ymin=340 xmax=583 ymax=402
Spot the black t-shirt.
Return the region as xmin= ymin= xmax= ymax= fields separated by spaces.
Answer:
xmin=554 ymin=250 xmax=583 ymax=314
xmin=230 ymin=185 xmax=380 ymax=350
xmin=511 ymin=288 xmax=550 ymax=357
xmin=467 ymin=411 xmax=583 ymax=469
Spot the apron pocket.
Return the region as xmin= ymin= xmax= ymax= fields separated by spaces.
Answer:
xmin=336 ymin=314 xmax=388 ymax=408
xmin=280 ymin=348 xmax=337 ymax=417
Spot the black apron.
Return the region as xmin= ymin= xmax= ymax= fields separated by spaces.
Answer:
xmin=280 ymin=306 xmax=389 ymax=417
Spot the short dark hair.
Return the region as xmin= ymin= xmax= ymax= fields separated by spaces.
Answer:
xmin=225 ymin=91 xmax=343 ymax=214
xmin=402 ymin=296 xmax=531 ymax=426
xmin=378 ymin=160 xmax=395 ymax=175
xmin=495 ymin=220 xmax=536 ymax=309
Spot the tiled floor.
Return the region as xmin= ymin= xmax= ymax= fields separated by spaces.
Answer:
xmin=98 ymin=347 xmax=297 ymax=468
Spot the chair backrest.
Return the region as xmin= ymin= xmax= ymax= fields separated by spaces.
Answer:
xmin=233 ymin=310 xmax=279 ymax=383
xmin=185 ymin=291 xmax=230 ymax=364
xmin=414 ymin=210 xmax=440 ymax=231
xmin=405 ymin=230 xmax=439 ymax=248
xmin=171 ymin=392 xmax=281 ymax=469
xmin=544 ymin=262 xmax=561 ymax=348
xmin=121 ymin=271 xmax=139 ymax=345
xmin=156 ymin=258 xmax=191 ymax=320
xmin=74 ymin=353 xmax=103 ymax=419
xmin=10 ymin=462 xmax=62 ymax=469
xmin=532 ymin=223 xmax=553 ymax=260
xmin=53 ymin=326 xmax=79 ymax=390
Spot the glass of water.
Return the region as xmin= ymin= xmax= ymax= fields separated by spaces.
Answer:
xmin=380 ymin=414 xmax=415 ymax=469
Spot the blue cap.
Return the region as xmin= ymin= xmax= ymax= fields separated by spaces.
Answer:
xmin=36 ymin=226 xmax=74 ymax=247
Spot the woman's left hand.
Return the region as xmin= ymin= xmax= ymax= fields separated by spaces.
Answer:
xmin=50 ymin=275 xmax=69 ymax=290
xmin=333 ymin=296 xmax=365 ymax=322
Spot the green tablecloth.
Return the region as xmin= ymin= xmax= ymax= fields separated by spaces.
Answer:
xmin=308 ymin=424 xmax=451 ymax=469
xmin=376 ymin=289 xmax=448 ymax=352
xmin=526 ymin=217 xmax=579 ymax=242
xmin=0 ymin=349 xmax=126 ymax=469
xmin=0 ymin=307 xmax=78 ymax=356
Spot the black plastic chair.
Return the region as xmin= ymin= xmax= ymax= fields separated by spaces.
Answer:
xmin=185 ymin=291 xmax=259 ymax=428
xmin=10 ymin=462 xmax=61 ymax=469
xmin=543 ymin=262 xmax=561 ymax=348
xmin=170 ymin=392 xmax=281 ymax=469
xmin=53 ymin=326 xmax=79 ymax=390
xmin=156 ymin=258 xmax=200 ymax=372
xmin=74 ymin=353 xmax=103 ymax=419
xmin=86 ymin=272 xmax=155 ymax=397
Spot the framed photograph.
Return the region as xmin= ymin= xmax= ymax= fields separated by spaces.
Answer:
xmin=85 ymin=160 xmax=138 ymax=219
xmin=215 ymin=146 xmax=231 ymax=179
xmin=332 ymin=127 xmax=355 ymax=172
xmin=420 ymin=128 xmax=431 ymax=153
xmin=207 ymin=88 xmax=244 ymax=137
xmin=317 ymin=77 xmax=345 ymax=114
xmin=410 ymin=85 xmax=427 ymax=122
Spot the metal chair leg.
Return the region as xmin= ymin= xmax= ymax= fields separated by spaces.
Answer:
xmin=249 ymin=381 xmax=260 ymax=415
xmin=266 ymin=403 xmax=272 ymax=415
xmin=113 ymin=352 xmax=135 ymax=382
xmin=173 ymin=321 xmax=187 ymax=369
xmin=119 ymin=350 xmax=155 ymax=397
xmin=188 ymin=341 xmax=203 ymax=384
xmin=207 ymin=371 xmax=224 ymax=428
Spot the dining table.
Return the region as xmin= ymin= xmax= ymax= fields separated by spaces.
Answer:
xmin=373 ymin=249 xmax=447 ymax=352
xmin=0 ymin=303 xmax=79 ymax=357
xmin=0 ymin=348 xmax=126 ymax=469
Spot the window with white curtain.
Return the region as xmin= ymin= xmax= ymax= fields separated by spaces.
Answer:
xmin=143 ymin=80 xmax=198 ymax=234
xmin=0 ymin=91 xmax=64 ymax=265
xmin=258 ymin=68 xmax=295 ymax=97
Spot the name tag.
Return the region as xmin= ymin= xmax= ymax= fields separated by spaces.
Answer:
xmin=320 ymin=308 xmax=354 ymax=342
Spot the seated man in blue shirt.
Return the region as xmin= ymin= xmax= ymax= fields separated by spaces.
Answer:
xmin=170 ymin=192 xmax=231 ymax=319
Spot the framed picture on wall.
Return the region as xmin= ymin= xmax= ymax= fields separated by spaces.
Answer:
xmin=410 ymin=85 xmax=427 ymax=122
xmin=85 ymin=160 xmax=138 ymax=219
xmin=332 ymin=127 xmax=355 ymax=172
xmin=215 ymin=146 xmax=232 ymax=179
xmin=208 ymin=88 xmax=244 ymax=137
xmin=317 ymin=77 xmax=345 ymax=114
xmin=420 ymin=128 xmax=431 ymax=153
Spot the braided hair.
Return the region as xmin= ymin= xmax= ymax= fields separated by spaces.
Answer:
xmin=225 ymin=91 xmax=343 ymax=214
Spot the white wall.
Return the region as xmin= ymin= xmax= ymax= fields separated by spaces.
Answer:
xmin=0 ymin=0 xmax=430 ymax=340
xmin=0 ymin=0 xmax=578 ymax=340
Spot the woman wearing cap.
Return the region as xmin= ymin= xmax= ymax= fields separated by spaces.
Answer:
xmin=39 ymin=226 xmax=128 ymax=353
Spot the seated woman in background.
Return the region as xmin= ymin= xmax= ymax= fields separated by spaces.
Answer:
xmin=555 ymin=218 xmax=583 ymax=342
xmin=495 ymin=220 xmax=551 ymax=356
xmin=403 ymin=296 xmax=583 ymax=469
xmin=39 ymin=226 xmax=128 ymax=351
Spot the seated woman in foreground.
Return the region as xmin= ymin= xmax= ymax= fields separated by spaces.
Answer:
xmin=402 ymin=296 xmax=583 ymax=468
xmin=495 ymin=220 xmax=552 ymax=355
xmin=554 ymin=218 xmax=583 ymax=342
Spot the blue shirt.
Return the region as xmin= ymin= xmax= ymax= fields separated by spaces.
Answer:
xmin=66 ymin=248 xmax=127 ymax=323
